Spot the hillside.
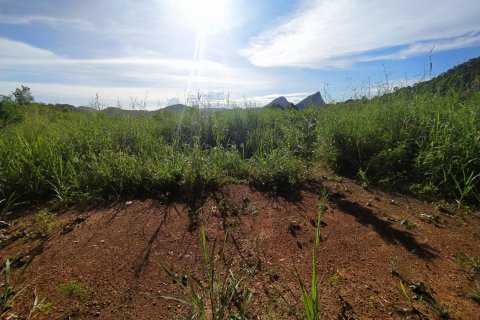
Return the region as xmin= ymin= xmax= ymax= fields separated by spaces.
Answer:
xmin=393 ymin=56 xmax=480 ymax=98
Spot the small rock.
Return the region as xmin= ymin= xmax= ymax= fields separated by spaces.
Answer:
xmin=100 ymin=240 xmax=105 ymax=244
xmin=126 ymin=201 xmax=133 ymax=206
xmin=0 ymin=221 xmax=9 ymax=229
xmin=366 ymin=202 xmax=372 ymax=207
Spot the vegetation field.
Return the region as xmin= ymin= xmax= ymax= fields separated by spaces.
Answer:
xmin=1 ymin=79 xmax=479 ymax=210
xmin=0 ymin=58 xmax=479 ymax=319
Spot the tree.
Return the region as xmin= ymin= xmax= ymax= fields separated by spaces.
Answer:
xmin=12 ymin=85 xmax=34 ymax=104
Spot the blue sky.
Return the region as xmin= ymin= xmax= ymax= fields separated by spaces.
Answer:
xmin=0 ymin=0 xmax=479 ymax=108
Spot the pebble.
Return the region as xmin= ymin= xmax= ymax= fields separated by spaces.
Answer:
xmin=0 ymin=221 xmax=9 ymax=229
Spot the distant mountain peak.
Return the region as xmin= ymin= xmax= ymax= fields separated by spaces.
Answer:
xmin=295 ymin=92 xmax=326 ymax=109
xmin=266 ymin=96 xmax=291 ymax=108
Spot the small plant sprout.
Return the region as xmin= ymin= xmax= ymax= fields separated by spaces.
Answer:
xmin=57 ymin=280 xmax=91 ymax=301
xmin=36 ymin=210 xmax=57 ymax=231
xmin=296 ymin=189 xmax=328 ymax=320
xmin=399 ymin=280 xmax=412 ymax=307
xmin=1 ymin=259 xmax=15 ymax=317
xmin=329 ymin=272 xmax=340 ymax=287
xmin=159 ymin=227 xmax=252 ymax=319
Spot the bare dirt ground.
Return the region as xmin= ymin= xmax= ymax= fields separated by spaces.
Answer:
xmin=1 ymin=174 xmax=479 ymax=319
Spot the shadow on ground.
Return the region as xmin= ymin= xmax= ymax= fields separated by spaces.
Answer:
xmin=332 ymin=196 xmax=438 ymax=259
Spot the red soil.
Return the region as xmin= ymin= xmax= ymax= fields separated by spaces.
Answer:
xmin=1 ymin=175 xmax=479 ymax=319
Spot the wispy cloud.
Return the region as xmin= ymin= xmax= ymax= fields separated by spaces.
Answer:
xmin=242 ymin=0 xmax=480 ymax=69
xmin=0 ymin=38 xmax=276 ymax=106
xmin=0 ymin=14 xmax=93 ymax=30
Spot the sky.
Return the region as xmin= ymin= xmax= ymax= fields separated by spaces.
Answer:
xmin=0 ymin=0 xmax=479 ymax=109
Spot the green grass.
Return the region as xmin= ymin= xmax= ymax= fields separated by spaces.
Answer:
xmin=56 ymin=280 xmax=91 ymax=301
xmin=1 ymin=89 xmax=479 ymax=212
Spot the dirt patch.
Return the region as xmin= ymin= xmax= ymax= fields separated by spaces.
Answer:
xmin=1 ymin=176 xmax=479 ymax=319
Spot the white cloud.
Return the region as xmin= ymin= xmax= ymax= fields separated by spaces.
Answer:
xmin=0 ymin=38 xmax=276 ymax=107
xmin=0 ymin=38 xmax=56 ymax=59
xmin=242 ymin=0 xmax=480 ymax=69
xmin=0 ymin=14 xmax=93 ymax=30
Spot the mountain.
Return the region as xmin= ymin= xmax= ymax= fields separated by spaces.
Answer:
xmin=295 ymin=92 xmax=326 ymax=109
xmin=101 ymin=107 xmax=154 ymax=116
xmin=265 ymin=96 xmax=292 ymax=108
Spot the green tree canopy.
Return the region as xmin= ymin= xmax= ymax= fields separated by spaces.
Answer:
xmin=12 ymin=85 xmax=34 ymax=104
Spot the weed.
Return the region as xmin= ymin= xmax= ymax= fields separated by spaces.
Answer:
xmin=400 ymin=219 xmax=416 ymax=229
xmin=449 ymin=161 xmax=480 ymax=207
xmin=1 ymin=259 xmax=46 ymax=319
xmin=56 ymin=280 xmax=91 ymax=301
xmin=368 ymin=295 xmax=379 ymax=309
xmin=399 ymin=280 xmax=412 ymax=306
xmin=469 ymin=282 xmax=480 ymax=303
xmin=329 ymin=272 xmax=340 ymax=287
xmin=390 ymin=256 xmax=400 ymax=277
xmin=159 ymin=228 xmax=252 ymax=319
xmin=35 ymin=210 xmax=56 ymax=231
xmin=356 ymin=168 xmax=369 ymax=186
xmin=454 ymin=253 xmax=480 ymax=276
xmin=28 ymin=290 xmax=52 ymax=319
xmin=296 ymin=190 xmax=328 ymax=320
xmin=1 ymin=260 xmax=15 ymax=317
xmin=0 ymin=192 xmax=20 ymax=217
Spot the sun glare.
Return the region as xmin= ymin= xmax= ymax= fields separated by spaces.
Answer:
xmin=178 ymin=0 xmax=229 ymax=34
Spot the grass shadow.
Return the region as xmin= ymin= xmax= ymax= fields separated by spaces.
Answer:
xmin=332 ymin=196 xmax=437 ymax=259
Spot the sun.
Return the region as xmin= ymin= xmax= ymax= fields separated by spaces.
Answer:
xmin=176 ymin=0 xmax=229 ymax=35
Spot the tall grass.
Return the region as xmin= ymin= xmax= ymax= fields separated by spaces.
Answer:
xmin=0 ymin=90 xmax=479 ymax=211
xmin=316 ymin=91 xmax=480 ymax=204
